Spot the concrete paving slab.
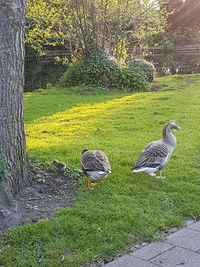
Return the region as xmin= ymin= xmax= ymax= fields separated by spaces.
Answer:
xmin=187 ymin=221 xmax=200 ymax=231
xmin=131 ymin=242 xmax=173 ymax=261
xmin=185 ymin=219 xmax=195 ymax=226
xmin=104 ymin=221 xmax=200 ymax=267
xmin=151 ymin=247 xmax=200 ymax=267
xmin=165 ymin=228 xmax=200 ymax=251
xmin=104 ymin=255 xmax=158 ymax=267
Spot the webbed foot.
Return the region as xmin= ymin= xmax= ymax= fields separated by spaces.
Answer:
xmin=148 ymin=173 xmax=156 ymax=177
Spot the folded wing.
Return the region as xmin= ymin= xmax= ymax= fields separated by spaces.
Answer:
xmin=81 ymin=150 xmax=111 ymax=172
xmin=134 ymin=140 xmax=170 ymax=171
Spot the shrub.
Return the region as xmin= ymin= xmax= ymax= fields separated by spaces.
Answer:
xmin=58 ymin=47 xmax=120 ymax=88
xmin=129 ymin=59 xmax=156 ymax=82
xmin=118 ymin=66 xmax=148 ymax=92
xmin=58 ymin=63 xmax=83 ymax=87
xmin=58 ymin=48 xmax=152 ymax=91
xmin=80 ymin=47 xmax=120 ymax=87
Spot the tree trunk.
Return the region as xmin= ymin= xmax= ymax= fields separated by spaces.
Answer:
xmin=0 ymin=0 xmax=30 ymax=200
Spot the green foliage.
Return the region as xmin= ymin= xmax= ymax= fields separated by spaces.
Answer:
xmin=26 ymin=0 xmax=168 ymax=60
xmin=129 ymin=59 xmax=156 ymax=82
xmin=80 ymin=48 xmax=120 ymax=87
xmin=58 ymin=48 xmax=120 ymax=88
xmin=58 ymin=63 xmax=83 ymax=87
xmin=119 ymin=67 xmax=148 ymax=92
xmin=0 ymin=156 xmax=5 ymax=181
xmin=65 ymin=167 xmax=83 ymax=182
xmin=26 ymin=0 xmax=68 ymax=54
xmin=59 ymin=47 xmax=152 ymax=92
xmin=150 ymin=32 xmax=174 ymax=51
xmin=151 ymin=0 xmax=200 ymax=47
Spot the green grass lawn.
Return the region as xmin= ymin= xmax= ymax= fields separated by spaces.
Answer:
xmin=1 ymin=74 xmax=200 ymax=266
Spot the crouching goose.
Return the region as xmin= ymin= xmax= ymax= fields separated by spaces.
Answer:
xmin=53 ymin=160 xmax=66 ymax=172
xmin=132 ymin=121 xmax=181 ymax=178
xmin=81 ymin=150 xmax=111 ymax=190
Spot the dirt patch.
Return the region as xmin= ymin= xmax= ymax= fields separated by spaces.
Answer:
xmin=0 ymin=162 xmax=80 ymax=231
xmin=150 ymin=82 xmax=168 ymax=92
xmin=150 ymin=76 xmax=197 ymax=92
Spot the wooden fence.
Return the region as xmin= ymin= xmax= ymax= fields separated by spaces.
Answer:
xmin=25 ymin=49 xmax=69 ymax=62
xmin=25 ymin=45 xmax=200 ymax=62
xmin=145 ymin=45 xmax=200 ymax=55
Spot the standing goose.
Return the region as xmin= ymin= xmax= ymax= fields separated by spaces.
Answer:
xmin=132 ymin=121 xmax=181 ymax=178
xmin=81 ymin=150 xmax=111 ymax=190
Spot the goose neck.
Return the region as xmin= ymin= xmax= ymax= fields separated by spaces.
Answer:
xmin=163 ymin=126 xmax=177 ymax=147
xmin=162 ymin=124 xmax=171 ymax=140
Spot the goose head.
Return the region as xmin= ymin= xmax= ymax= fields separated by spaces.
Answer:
xmin=163 ymin=120 xmax=181 ymax=146
xmin=167 ymin=120 xmax=181 ymax=131
xmin=82 ymin=149 xmax=89 ymax=154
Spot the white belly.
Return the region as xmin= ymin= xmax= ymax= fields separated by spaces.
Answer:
xmin=87 ymin=171 xmax=109 ymax=180
xmin=133 ymin=167 xmax=159 ymax=174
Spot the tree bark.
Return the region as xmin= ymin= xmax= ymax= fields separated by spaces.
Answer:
xmin=0 ymin=0 xmax=30 ymax=199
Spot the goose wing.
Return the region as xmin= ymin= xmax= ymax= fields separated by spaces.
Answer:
xmin=134 ymin=140 xmax=170 ymax=170
xmin=81 ymin=150 xmax=111 ymax=172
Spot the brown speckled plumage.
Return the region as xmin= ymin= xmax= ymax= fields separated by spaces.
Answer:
xmin=133 ymin=121 xmax=181 ymax=178
xmin=81 ymin=150 xmax=111 ymax=177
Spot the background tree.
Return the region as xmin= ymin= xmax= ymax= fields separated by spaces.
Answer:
xmin=154 ymin=0 xmax=200 ymax=47
xmin=164 ymin=0 xmax=184 ymax=30
xmin=178 ymin=0 xmax=200 ymax=29
xmin=26 ymin=0 xmax=168 ymax=61
xmin=0 ymin=0 xmax=29 ymax=202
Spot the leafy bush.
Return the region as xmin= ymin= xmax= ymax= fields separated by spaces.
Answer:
xmin=58 ymin=47 xmax=120 ymax=88
xmin=58 ymin=47 xmax=151 ymax=92
xmin=58 ymin=63 xmax=83 ymax=87
xmin=80 ymin=47 xmax=120 ymax=87
xmin=129 ymin=59 xmax=156 ymax=82
xmin=118 ymin=66 xmax=148 ymax=92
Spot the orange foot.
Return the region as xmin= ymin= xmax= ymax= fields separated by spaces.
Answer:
xmin=87 ymin=178 xmax=101 ymax=190
xmin=87 ymin=177 xmax=94 ymax=190
xmin=90 ymin=182 xmax=98 ymax=187
xmin=88 ymin=185 xmax=94 ymax=190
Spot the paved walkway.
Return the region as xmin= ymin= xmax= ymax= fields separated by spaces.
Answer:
xmin=104 ymin=220 xmax=200 ymax=267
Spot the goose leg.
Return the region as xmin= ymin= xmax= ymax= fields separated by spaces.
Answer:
xmin=159 ymin=170 xmax=166 ymax=179
xmin=87 ymin=177 xmax=94 ymax=190
xmin=90 ymin=180 xmax=101 ymax=187
xmin=156 ymin=170 xmax=166 ymax=179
